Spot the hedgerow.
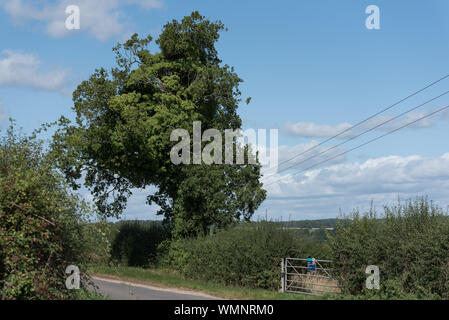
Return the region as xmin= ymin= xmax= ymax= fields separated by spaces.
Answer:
xmin=0 ymin=124 xmax=103 ymax=299
xmin=111 ymin=221 xmax=170 ymax=267
xmin=328 ymin=198 xmax=449 ymax=299
xmin=164 ymin=221 xmax=329 ymax=290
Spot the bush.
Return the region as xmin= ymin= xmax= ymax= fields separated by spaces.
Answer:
xmin=0 ymin=124 xmax=98 ymax=299
xmin=111 ymin=221 xmax=170 ymax=267
xmin=81 ymin=221 xmax=117 ymax=266
xmin=165 ymin=221 xmax=330 ymax=290
xmin=328 ymin=198 xmax=449 ymax=299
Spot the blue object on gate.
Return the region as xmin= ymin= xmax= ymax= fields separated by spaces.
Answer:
xmin=307 ymin=258 xmax=316 ymax=272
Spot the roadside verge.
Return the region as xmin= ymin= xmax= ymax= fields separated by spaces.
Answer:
xmin=88 ymin=265 xmax=321 ymax=300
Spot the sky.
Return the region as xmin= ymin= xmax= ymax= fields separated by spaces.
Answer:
xmin=1 ymin=0 xmax=449 ymax=221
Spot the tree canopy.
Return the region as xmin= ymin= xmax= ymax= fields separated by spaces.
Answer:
xmin=53 ymin=11 xmax=266 ymax=238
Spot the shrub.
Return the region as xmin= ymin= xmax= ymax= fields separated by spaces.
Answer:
xmin=328 ymin=198 xmax=449 ymax=299
xmin=0 ymin=124 xmax=98 ymax=299
xmin=111 ymin=221 xmax=170 ymax=267
xmin=165 ymin=221 xmax=329 ymax=290
xmin=81 ymin=221 xmax=117 ymax=266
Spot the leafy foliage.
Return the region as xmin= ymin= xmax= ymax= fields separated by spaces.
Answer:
xmin=164 ymin=222 xmax=329 ymax=290
xmin=171 ymin=163 xmax=266 ymax=238
xmin=52 ymin=11 xmax=266 ymax=238
xmin=81 ymin=221 xmax=116 ymax=266
xmin=328 ymin=198 xmax=449 ymax=299
xmin=111 ymin=221 xmax=170 ymax=267
xmin=0 ymin=124 xmax=100 ymax=299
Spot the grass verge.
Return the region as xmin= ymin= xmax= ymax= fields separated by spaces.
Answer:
xmin=73 ymin=288 xmax=110 ymax=300
xmin=88 ymin=265 xmax=330 ymax=300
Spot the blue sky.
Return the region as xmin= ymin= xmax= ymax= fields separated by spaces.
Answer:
xmin=1 ymin=0 xmax=449 ymax=220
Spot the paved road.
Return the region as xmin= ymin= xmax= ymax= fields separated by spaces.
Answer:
xmin=90 ymin=277 xmax=220 ymax=300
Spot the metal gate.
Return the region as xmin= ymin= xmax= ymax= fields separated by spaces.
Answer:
xmin=281 ymin=258 xmax=340 ymax=296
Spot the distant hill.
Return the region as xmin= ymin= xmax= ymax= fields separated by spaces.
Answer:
xmin=277 ymin=218 xmax=337 ymax=229
xmin=109 ymin=218 xmax=338 ymax=241
xmin=112 ymin=218 xmax=338 ymax=229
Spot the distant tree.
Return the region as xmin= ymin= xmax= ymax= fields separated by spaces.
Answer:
xmin=111 ymin=221 xmax=169 ymax=267
xmin=52 ymin=12 xmax=266 ymax=238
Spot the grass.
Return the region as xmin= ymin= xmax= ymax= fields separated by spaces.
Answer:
xmin=88 ymin=265 xmax=332 ymax=300
xmin=73 ymin=288 xmax=110 ymax=300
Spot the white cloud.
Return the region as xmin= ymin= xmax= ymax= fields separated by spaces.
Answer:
xmin=284 ymin=121 xmax=353 ymax=138
xmin=119 ymin=187 xmax=162 ymax=221
xmin=359 ymin=110 xmax=447 ymax=132
xmin=261 ymin=141 xmax=346 ymax=175
xmin=260 ymin=153 xmax=449 ymax=219
xmin=81 ymin=150 xmax=449 ymax=221
xmin=0 ymin=50 xmax=69 ymax=93
xmin=285 ymin=108 xmax=449 ymax=139
xmin=1 ymin=0 xmax=164 ymax=41
xmin=125 ymin=0 xmax=163 ymax=9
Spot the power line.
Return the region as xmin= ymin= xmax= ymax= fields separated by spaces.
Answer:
xmin=264 ymin=73 xmax=449 ymax=176
xmin=263 ymin=104 xmax=449 ymax=188
xmin=266 ymin=90 xmax=449 ymax=177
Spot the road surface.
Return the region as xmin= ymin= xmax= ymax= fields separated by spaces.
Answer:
xmin=90 ymin=277 xmax=221 ymax=300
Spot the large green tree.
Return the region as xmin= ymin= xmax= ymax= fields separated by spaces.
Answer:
xmin=53 ymin=12 xmax=266 ymax=238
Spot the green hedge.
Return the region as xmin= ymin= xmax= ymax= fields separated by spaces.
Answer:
xmin=329 ymin=198 xmax=449 ymax=299
xmin=165 ymin=222 xmax=330 ymax=290
xmin=0 ymin=125 xmax=97 ymax=299
xmin=111 ymin=221 xmax=170 ymax=267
